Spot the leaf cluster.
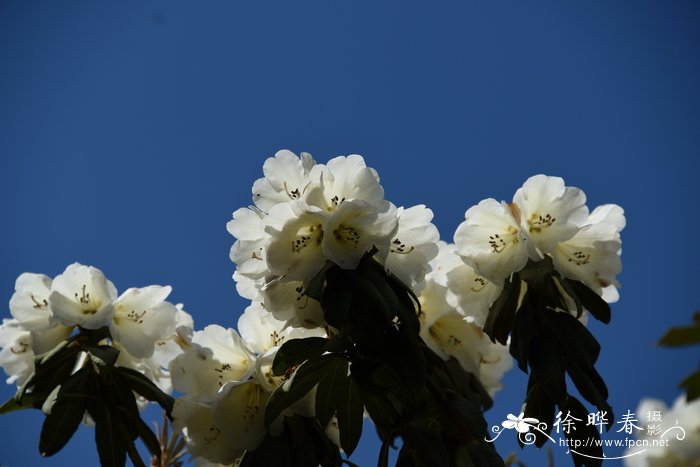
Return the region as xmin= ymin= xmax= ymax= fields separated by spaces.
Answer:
xmin=0 ymin=328 xmax=174 ymax=466
xmin=484 ymin=257 xmax=613 ymax=467
xmin=260 ymin=251 xmax=504 ymax=467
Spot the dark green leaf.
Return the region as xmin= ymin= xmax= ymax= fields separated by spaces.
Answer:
xmin=321 ymin=268 xmax=354 ymax=328
xmin=566 ymin=280 xmax=611 ymax=324
xmin=659 ymin=312 xmax=700 ymax=347
xmin=557 ymin=276 xmax=583 ymax=317
xmin=265 ymin=355 xmax=334 ymax=428
xmin=547 ymin=311 xmax=601 ymax=368
xmin=510 ymin=296 xmax=536 ymax=372
xmin=566 ymin=366 xmax=612 ymax=428
xmin=523 ymin=384 xmax=555 ymax=447
xmin=21 ymin=345 xmax=80 ymax=403
xmin=87 ymin=398 xmax=127 ymax=467
xmin=378 ymin=437 xmax=391 ymax=467
xmin=315 ymin=358 xmax=349 ymax=427
xmin=121 ymin=407 xmax=162 ymax=462
xmin=39 ymin=368 xmax=90 ymax=457
xmin=85 ymin=345 xmax=121 ymax=367
xmin=337 ymin=376 xmax=364 ymax=456
xmin=483 ymin=275 xmax=522 ymax=345
xmin=562 ymin=396 xmax=604 ymax=467
xmin=114 ymin=367 xmax=174 ymax=415
xmin=271 ymin=336 xmax=328 ymax=376
xmin=529 ymin=336 xmax=567 ymax=405
xmin=0 ymin=391 xmax=45 ymax=414
xmin=681 ymin=370 xmax=700 ymax=401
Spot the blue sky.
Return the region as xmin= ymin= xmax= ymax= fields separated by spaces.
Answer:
xmin=1 ymin=1 xmax=699 ymax=466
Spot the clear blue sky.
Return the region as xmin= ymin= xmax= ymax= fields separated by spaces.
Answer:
xmin=1 ymin=1 xmax=698 ymax=466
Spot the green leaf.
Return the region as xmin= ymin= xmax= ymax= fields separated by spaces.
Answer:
xmin=483 ymin=275 xmax=522 ymax=345
xmin=681 ymin=370 xmax=700 ymax=401
xmin=0 ymin=391 xmax=45 ymax=415
xmin=39 ymin=368 xmax=90 ymax=457
xmin=523 ymin=384 xmax=555 ymax=448
xmin=87 ymin=398 xmax=127 ymax=467
xmin=119 ymin=405 xmax=162 ymax=462
xmin=337 ymin=376 xmax=364 ymax=456
xmin=509 ymin=296 xmax=536 ymax=372
xmin=85 ymin=345 xmax=121 ymax=367
xmin=20 ymin=345 xmax=80 ymax=403
xmin=547 ymin=311 xmax=601 ymax=368
xmin=265 ymin=355 xmax=334 ymax=428
xmin=271 ymin=336 xmax=328 ymax=376
xmin=321 ymin=267 xmax=354 ymax=328
xmin=566 ymin=279 xmax=611 ymax=324
xmin=659 ymin=312 xmax=700 ymax=347
xmin=529 ymin=336 xmax=567 ymax=405
xmin=114 ymin=367 xmax=174 ymax=416
xmin=314 ymin=358 xmax=349 ymax=427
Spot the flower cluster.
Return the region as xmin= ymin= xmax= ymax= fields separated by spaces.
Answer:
xmin=227 ymin=150 xmax=440 ymax=327
xmin=170 ymin=304 xmax=325 ymax=464
xmin=0 ymin=263 xmax=191 ymax=394
xmin=623 ymin=395 xmax=700 ymax=466
xmin=418 ymin=242 xmax=512 ymax=396
xmin=454 ymin=174 xmax=625 ymax=303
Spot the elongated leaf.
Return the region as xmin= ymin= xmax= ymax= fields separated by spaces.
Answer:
xmin=483 ymin=275 xmax=521 ymax=345
xmin=0 ymin=391 xmax=45 ymax=415
xmin=547 ymin=311 xmax=601 ymax=368
xmin=21 ymin=345 xmax=80 ymax=403
xmin=510 ymin=297 xmax=536 ymax=372
xmin=39 ymin=368 xmax=90 ymax=457
xmin=337 ymin=377 xmax=364 ymax=456
xmin=118 ymin=404 xmax=162 ymax=462
xmin=681 ymin=370 xmax=700 ymax=401
xmin=115 ymin=367 xmax=174 ymax=415
xmin=88 ymin=398 xmax=127 ymax=467
xmin=566 ymin=279 xmax=611 ymax=324
xmin=321 ymin=268 xmax=354 ymax=328
xmin=315 ymin=358 xmax=349 ymax=427
xmin=85 ymin=345 xmax=121 ymax=367
xmin=659 ymin=312 xmax=700 ymax=347
xmin=271 ymin=337 xmax=328 ymax=376
xmin=265 ymin=356 xmax=334 ymax=428
xmin=523 ymin=384 xmax=555 ymax=447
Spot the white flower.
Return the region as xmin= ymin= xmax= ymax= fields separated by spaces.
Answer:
xmin=418 ymin=272 xmax=511 ymax=396
xmin=384 ymin=205 xmax=440 ymax=293
xmin=172 ymin=398 xmax=245 ymax=464
xmin=304 ymin=155 xmax=385 ymax=212
xmin=0 ymin=319 xmax=34 ymax=386
xmin=552 ymin=204 xmax=625 ymax=302
xmin=322 ymin=199 xmax=398 ymax=270
xmin=623 ymin=395 xmax=700 ymax=467
xmin=48 ymin=263 xmax=118 ymax=330
xmin=512 ymin=175 xmax=589 ymax=258
xmin=264 ymin=201 xmax=327 ymax=281
xmin=454 ymin=198 xmax=529 ymax=283
xmin=455 ymin=175 xmax=593 ymax=284
xmin=9 ymin=273 xmax=54 ymax=331
xmin=427 ymin=242 xmax=503 ymax=326
xmin=8 ymin=272 xmax=74 ymax=354
xmin=110 ymin=285 xmax=178 ymax=358
xmin=251 ymin=150 xmax=316 ymax=213
xmin=170 ymin=325 xmax=255 ymax=402
xmin=227 ymin=207 xmax=268 ymax=281
xmin=151 ymin=304 xmax=195 ymax=370
xmin=212 ymin=381 xmax=269 ymax=451
xmin=261 ymin=281 xmax=325 ymax=328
